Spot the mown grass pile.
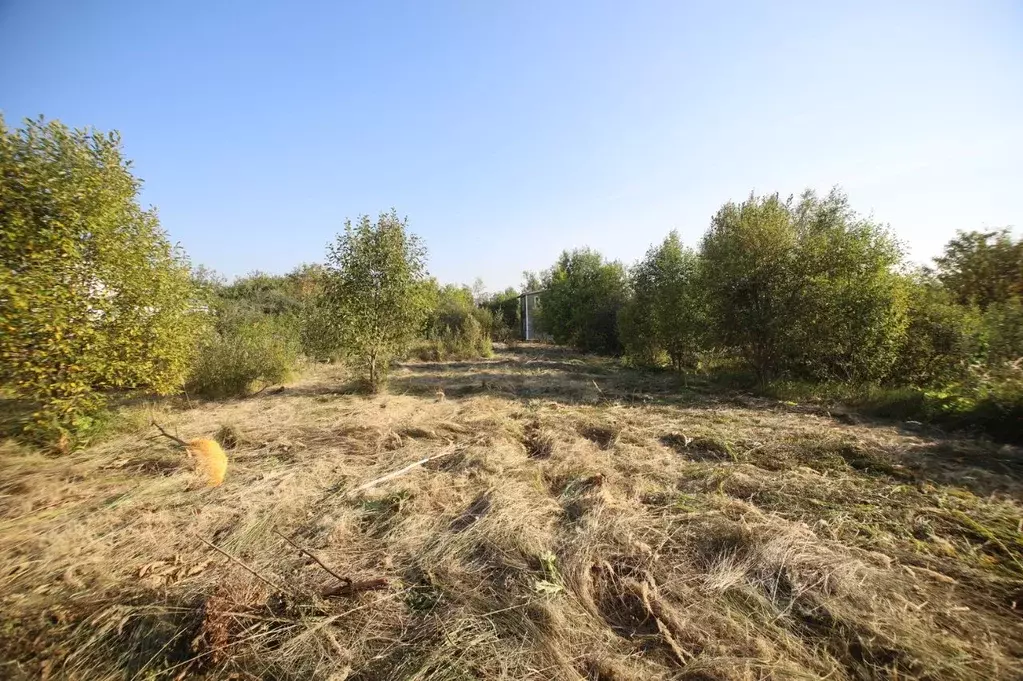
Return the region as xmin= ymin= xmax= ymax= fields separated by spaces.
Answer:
xmin=2 ymin=346 xmax=1021 ymax=680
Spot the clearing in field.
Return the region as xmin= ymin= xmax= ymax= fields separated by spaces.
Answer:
xmin=2 ymin=345 xmax=1022 ymax=680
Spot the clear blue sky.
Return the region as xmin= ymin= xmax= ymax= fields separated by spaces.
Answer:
xmin=2 ymin=1 xmax=1020 ymax=291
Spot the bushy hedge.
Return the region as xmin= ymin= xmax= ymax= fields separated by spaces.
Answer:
xmin=416 ymin=284 xmax=493 ymax=360
xmin=186 ymin=317 xmax=299 ymax=398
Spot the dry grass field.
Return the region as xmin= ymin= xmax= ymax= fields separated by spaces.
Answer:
xmin=2 ymin=344 xmax=1022 ymax=680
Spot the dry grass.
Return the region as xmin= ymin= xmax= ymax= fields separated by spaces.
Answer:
xmin=2 ymin=344 xmax=1022 ymax=680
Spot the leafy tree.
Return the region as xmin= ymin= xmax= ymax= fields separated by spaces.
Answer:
xmin=319 ymin=211 xmax=432 ymax=388
xmin=700 ymin=193 xmax=798 ymax=380
xmin=785 ymin=190 xmax=906 ymax=381
xmin=483 ymin=287 xmax=521 ymax=341
xmin=934 ymin=229 xmax=1023 ymax=309
xmin=539 ymin=248 xmax=628 ymax=354
xmin=897 ymin=275 xmax=983 ymax=386
xmin=701 ymin=189 xmax=906 ymax=382
xmin=983 ymin=296 xmax=1023 ymax=364
xmin=0 ymin=116 xmax=203 ymax=444
xmin=621 ymin=231 xmax=705 ymax=372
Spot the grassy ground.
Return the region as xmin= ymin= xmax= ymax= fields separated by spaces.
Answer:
xmin=2 ymin=344 xmax=1022 ymax=680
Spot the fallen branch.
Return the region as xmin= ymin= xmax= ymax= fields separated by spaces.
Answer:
xmin=194 ymin=534 xmax=285 ymax=592
xmin=274 ymin=530 xmax=350 ymax=585
xmin=321 ymin=578 xmax=389 ymax=598
xmin=352 ymin=446 xmax=458 ymax=494
xmin=152 ymin=420 xmax=189 ymax=448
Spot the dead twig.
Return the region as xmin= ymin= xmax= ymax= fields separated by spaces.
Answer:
xmin=351 ymin=445 xmax=458 ymax=495
xmin=274 ymin=530 xmax=350 ymax=586
xmin=152 ymin=420 xmax=189 ymax=448
xmin=194 ymin=534 xmax=286 ymax=592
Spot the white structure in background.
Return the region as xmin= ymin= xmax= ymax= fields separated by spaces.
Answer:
xmin=518 ymin=290 xmax=546 ymax=341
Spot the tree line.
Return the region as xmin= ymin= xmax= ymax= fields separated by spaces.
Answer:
xmin=530 ymin=190 xmax=1022 ymax=438
xmin=2 ymin=116 xmax=1020 ymax=447
xmin=0 ymin=117 xmax=489 ymax=446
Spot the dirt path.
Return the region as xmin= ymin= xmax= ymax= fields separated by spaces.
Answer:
xmin=2 ymin=346 xmax=1022 ymax=680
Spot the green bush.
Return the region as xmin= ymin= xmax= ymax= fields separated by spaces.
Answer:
xmin=984 ymin=296 xmax=1023 ymax=364
xmin=483 ymin=288 xmax=522 ymax=343
xmin=700 ymin=189 xmax=905 ymax=382
xmin=0 ymin=116 xmax=204 ymax=447
xmin=897 ymin=278 xmax=983 ymax=386
xmin=420 ymin=284 xmax=493 ymax=360
xmin=621 ymin=231 xmax=705 ymax=372
xmin=539 ymin=248 xmax=628 ymax=354
xmin=186 ymin=317 xmax=299 ymax=398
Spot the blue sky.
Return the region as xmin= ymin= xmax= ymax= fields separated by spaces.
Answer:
xmin=2 ymin=1 xmax=1021 ymax=291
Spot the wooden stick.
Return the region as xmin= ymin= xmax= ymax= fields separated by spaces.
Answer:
xmin=321 ymin=578 xmax=389 ymax=598
xmin=273 ymin=530 xmax=350 ymax=586
xmin=352 ymin=446 xmax=458 ymax=494
xmin=152 ymin=420 xmax=189 ymax=448
xmin=195 ymin=534 xmax=285 ymax=592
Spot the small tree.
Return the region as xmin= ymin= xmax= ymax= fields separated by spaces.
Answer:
xmin=897 ymin=274 xmax=983 ymax=386
xmin=539 ymin=248 xmax=628 ymax=354
xmin=621 ymin=231 xmax=705 ymax=372
xmin=700 ymin=193 xmax=797 ymax=381
xmin=934 ymin=229 xmax=1023 ymax=309
xmin=319 ymin=211 xmax=431 ymax=388
xmin=0 ymin=116 xmax=203 ymax=444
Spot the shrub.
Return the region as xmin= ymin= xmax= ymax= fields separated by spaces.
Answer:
xmin=186 ymin=317 xmax=299 ymax=398
xmin=897 ymin=277 xmax=983 ymax=386
xmin=483 ymin=287 xmax=521 ymax=342
xmin=539 ymin=248 xmax=628 ymax=354
xmin=621 ymin=231 xmax=705 ymax=372
xmin=984 ymin=296 xmax=1023 ymax=364
xmin=0 ymin=116 xmax=204 ymax=446
xmin=700 ymin=189 xmax=905 ymax=382
xmin=934 ymin=228 xmax=1023 ymax=308
xmin=420 ymin=284 xmax=493 ymax=360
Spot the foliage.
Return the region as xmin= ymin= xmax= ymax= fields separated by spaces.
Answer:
xmin=621 ymin=231 xmax=705 ymax=371
xmin=897 ymin=276 xmax=983 ymax=386
xmin=983 ymin=296 xmax=1023 ymax=364
xmin=700 ymin=189 xmax=905 ymax=382
xmin=185 ymin=316 xmax=299 ymax=398
xmin=0 ymin=116 xmax=204 ymax=445
xmin=934 ymin=229 xmax=1023 ymax=309
xmin=417 ymin=283 xmax=493 ymax=360
xmin=319 ymin=211 xmax=432 ymax=389
xmin=699 ymin=193 xmax=796 ymax=380
xmin=482 ymin=287 xmax=521 ymax=342
xmin=539 ymin=248 xmax=628 ymax=354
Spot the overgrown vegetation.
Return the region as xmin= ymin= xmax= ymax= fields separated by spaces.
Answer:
xmin=538 ymin=248 xmax=628 ymax=354
xmin=415 ymin=283 xmax=493 ymax=360
xmin=532 ymin=190 xmax=1022 ymax=440
xmin=3 ymin=347 xmax=1021 ymax=680
xmin=185 ymin=315 xmax=300 ymax=398
xmin=0 ymin=116 xmax=203 ymax=447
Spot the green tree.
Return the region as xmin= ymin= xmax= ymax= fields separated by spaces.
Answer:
xmin=983 ymin=296 xmax=1023 ymax=364
xmin=539 ymin=248 xmax=628 ymax=354
xmin=0 ymin=116 xmax=203 ymax=444
xmin=897 ymin=275 xmax=983 ymax=386
xmin=700 ymin=193 xmax=798 ymax=380
xmin=483 ymin=287 xmax=521 ymax=341
xmin=934 ymin=229 xmax=1023 ymax=309
xmin=319 ymin=211 xmax=432 ymax=388
xmin=621 ymin=231 xmax=706 ymax=372
xmin=785 ymin=190 xmax=906 ymax=381
xmin=701 ymin=189 xmax=906 ymax=382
